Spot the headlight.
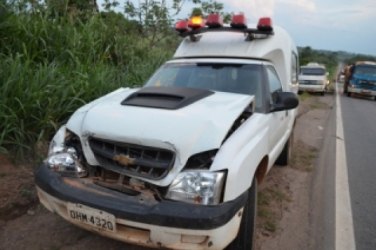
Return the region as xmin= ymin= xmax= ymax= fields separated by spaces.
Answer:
xmin=45 ymin=126 xmax=87 ymax=177
xmin=166 ymin=171 xmax=225 ymax=205
xmin=48 ymin=126 xmax=67 ymax=155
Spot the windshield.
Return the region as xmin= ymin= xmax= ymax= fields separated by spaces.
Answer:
xmin=300 ymin=67 xmax=326 ymax=76
xmin=145 ymin=62 xmax=264 ymax=110
xmin=353 ymin=65 xmax=376 ymax=77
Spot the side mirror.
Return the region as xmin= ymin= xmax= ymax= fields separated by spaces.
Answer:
xmin=271 ymin=92 xmax=299 ymax=112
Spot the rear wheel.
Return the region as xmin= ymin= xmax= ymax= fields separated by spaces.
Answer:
xmin=225 ymin=179 xmax=257 ymax=250
xmin=347 ymin=91 xmax=351 ymax=97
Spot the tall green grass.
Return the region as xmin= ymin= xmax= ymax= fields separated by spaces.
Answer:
xmin=0 ymin=11 xmax=175 ymax=159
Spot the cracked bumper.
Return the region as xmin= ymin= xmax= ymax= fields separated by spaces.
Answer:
xmin=35 ymin=164 xmax=247 ymax=249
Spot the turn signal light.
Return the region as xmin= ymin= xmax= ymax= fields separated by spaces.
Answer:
xmin=206 ymin=13 xmax=223 ymax=28
xmin=231 ymin=13 xmax=247 ymax=29
xmin=257 ymin=17 xmax=273 ymax=32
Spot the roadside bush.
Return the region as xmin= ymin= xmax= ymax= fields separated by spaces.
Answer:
xmin=0 ymin=10 xmax=174 ymax=159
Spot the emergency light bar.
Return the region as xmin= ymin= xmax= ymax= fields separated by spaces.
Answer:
xmin=175 ymin=20 xmax=189 ymax=33
xmin=231 ymin=13 xmax=247 ymax=29
xmin=175 ymin=13 xmax=274 ymax=41
xmin=188 ymin=16 xmax=205 ymax=29
xmin=206 ymin=13 xmax=223 ymax=28
xmin=257 ymin=17 xmax=273 ymax=32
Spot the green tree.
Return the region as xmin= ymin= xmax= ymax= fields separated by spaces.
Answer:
xmin=46 ymin=0 xmax=98 ymax=19
xmin=189 ymin=0 xmax=230 ymax=23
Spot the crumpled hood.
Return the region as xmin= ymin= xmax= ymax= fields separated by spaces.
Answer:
xmin=67 ymin=87 xmax=253 ymax=185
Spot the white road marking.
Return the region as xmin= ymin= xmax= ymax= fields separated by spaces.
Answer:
xmin=335 ymin=82 xmax=356 ymax=250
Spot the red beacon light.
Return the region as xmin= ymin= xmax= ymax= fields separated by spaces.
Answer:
xmin=206 ymin=13 xmax=223 ymax=28
xmin=188 ymin=16 xmax=205 ymax=30
xmin=231 ymin=13 xmax=247 ymax=29
xmin=175 ymin=20 xmax=189 ymax=33
xmin=257 ymin=17 xmax=273 ymax=32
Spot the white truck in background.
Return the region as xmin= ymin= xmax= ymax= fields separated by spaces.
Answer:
xmin=299 ymin=62 xmax=328 ymax=95
xmin=35 ymin=13 xmax=299 ymax=250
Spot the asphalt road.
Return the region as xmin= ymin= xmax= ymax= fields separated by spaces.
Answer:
xmin=339 ymin=88 xmax=376 ymax=250
xmin=309 ymin=93 xmax=336 ymax=250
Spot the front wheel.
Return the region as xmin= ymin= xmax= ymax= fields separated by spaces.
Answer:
xmin=225 ymin=179 xmax=257 ymax=250
xmin=275 ymin=130 xmax=293 ymax=166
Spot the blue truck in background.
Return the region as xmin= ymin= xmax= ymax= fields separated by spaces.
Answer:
xmin=344 ymin=61 xmax=376 ymax=100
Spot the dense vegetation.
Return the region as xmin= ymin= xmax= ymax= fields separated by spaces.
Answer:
xmin=0 ymin=1 xmax=174 ymax=158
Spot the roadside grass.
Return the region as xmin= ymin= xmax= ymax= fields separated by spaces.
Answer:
xmin=257 ymin=187 xmax=291 ymax=234
xmin=298 ymin=92 xmax=311 ymax=102
xmin=290 ymin=140 xmax=318 ymax=172
xmin=327 ymin=84 xmax=335 ymax=93
xmin=0 ymin=13 xmax=174 ymax=161
xmin=309 ymin=101 xmax=329 ymax=110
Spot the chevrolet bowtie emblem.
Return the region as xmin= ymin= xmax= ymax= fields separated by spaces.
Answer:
xmin=113 ymin=154 xmax=135 ymax=166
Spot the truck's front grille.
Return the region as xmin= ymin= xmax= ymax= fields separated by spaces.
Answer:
xmin=359 ymin=81 xmax=376 ymax=90
xmin=89 ymin=138 xmax=175 ymax=180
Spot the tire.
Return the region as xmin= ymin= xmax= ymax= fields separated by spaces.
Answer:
xmin=321 ymin=91 xmax=325 ymax=96
xmin=226 ymin=179 xmax=257 ymax=250
xmin=347 ymin=91 xmax=351 ymax=97
xmin=275 ymin=131 xmax=293 ymax=166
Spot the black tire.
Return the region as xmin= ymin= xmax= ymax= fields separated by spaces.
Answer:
xmin=226 ymin=179 xmax=257 ymax=250
xmin=321 ymin=91 xmax=325 ymax=96
xmin=347 ymin=91 xmax=351 ymax=97
xmin=275 ymin=131 xmax=293 ymax=166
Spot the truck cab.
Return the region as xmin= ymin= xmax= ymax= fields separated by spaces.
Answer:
xmin=344 ymin=61 xmax=376 ymax=100
xmin=298 ymin=62 xmax=328 ymax=95
xmin=35 ymin=13 xmax=299 ymax=250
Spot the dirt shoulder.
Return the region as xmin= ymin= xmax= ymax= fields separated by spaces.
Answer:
xmin=256 ymin=93 xmax=335 ymax=250
xmin=0 ymin=93 xmax=335 ymax=250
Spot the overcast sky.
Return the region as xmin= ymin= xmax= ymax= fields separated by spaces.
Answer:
xmin=99 ymin=0 xmax=376 ymax=56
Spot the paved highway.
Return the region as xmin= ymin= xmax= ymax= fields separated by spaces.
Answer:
xmin=338 ymin=86 xmax=376 ymax=250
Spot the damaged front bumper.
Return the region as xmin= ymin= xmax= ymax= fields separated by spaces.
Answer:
xmin=35 ymin=164 xmax=247 ymax=249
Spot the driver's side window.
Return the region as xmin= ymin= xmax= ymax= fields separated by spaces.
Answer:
xmin=266 ymin=66 xmax=282 ymax=104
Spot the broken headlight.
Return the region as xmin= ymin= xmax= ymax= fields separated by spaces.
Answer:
xmin=46 ymin=126 xmax=87 ymax=177
xmin=166 ymin=171 xmax=225 ymax=205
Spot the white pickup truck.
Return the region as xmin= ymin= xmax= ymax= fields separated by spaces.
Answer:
xmin=35 ymin=13 xmax=299 ymax=250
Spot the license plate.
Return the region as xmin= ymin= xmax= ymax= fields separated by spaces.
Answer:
xmin=67 ymin=203 xmax=116 ymax=232
xmin=361 ymin=90 xmax=371 ymax=94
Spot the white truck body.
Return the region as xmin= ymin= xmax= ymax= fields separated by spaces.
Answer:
xmin=299 ymin=62 xmax=328 ymax=94
xmin=35 ymin=17 xmax=299 ymax=250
